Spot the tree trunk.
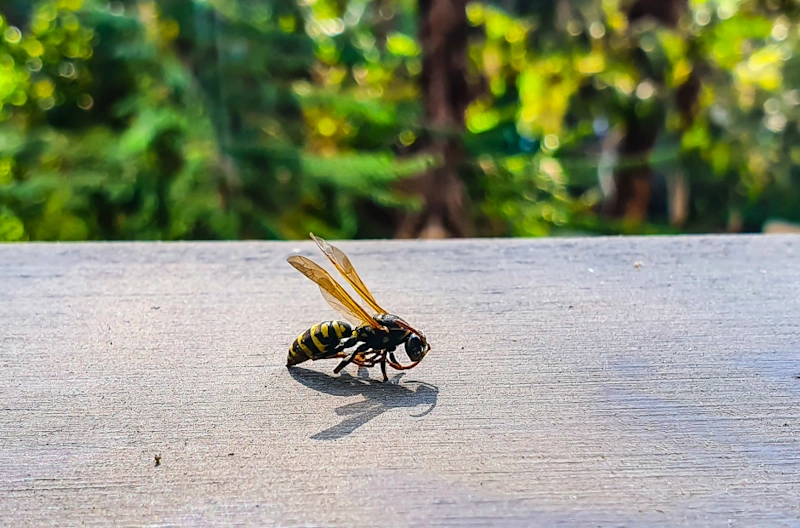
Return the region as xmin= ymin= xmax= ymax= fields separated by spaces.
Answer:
xmin=605 ymin=0 xmax=692 ymax=222
xmin=395 ymin=0 xmax=472 ymax=239
xmin=604 ymin=111 xmax=660 ymax=220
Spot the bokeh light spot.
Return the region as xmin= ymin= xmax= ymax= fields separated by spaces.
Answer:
xmin=4 ymin=27 xmax=22 ymax=44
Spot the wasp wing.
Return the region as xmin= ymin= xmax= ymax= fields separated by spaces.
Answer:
xmin=310 ymin=233 xmax=388 ymax=315
xmin=318 ymin=289 xmax=369 ymax=328
xmin=287 ymin=255 xmax=380 ymax=328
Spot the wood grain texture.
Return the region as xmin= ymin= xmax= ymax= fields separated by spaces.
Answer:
xmin=1 ymin=235 xmax=799 ymax=526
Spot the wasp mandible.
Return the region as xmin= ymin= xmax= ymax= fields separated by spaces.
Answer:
xmin=286 ymin=233 xmax=430 ymax=381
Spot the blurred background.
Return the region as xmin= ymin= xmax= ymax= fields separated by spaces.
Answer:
xmin=1 ymin=0 xmax=799 ymax=242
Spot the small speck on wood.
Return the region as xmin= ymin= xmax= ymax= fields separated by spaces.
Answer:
xmin=154 ymin=454 xmax=161 ymax=467
xmin=634 ymin=261 xmax=643 ymax=269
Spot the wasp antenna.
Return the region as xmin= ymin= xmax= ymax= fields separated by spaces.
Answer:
xmin=395 ymin=319 xmax=422 ymax=336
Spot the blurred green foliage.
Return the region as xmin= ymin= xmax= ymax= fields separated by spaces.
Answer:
xmin=1 ymin=0 xmax=799 ymax=241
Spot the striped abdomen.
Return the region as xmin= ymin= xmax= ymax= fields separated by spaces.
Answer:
xmin=287 ymin=320 xmax=353 ymax=367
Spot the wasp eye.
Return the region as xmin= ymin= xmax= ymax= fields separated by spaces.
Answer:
xmin=405 ymin=335 xmax=424 ymax=362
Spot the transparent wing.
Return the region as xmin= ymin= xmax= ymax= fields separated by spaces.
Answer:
xmin=318 ymin=289 xmax=368 ymax=327
xmin=310 ymin=233 xmax=388 ymax=315
xmin=287 ymin=255 xmax=379 ymax=328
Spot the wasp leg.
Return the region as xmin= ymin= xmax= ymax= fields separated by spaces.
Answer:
xmin=394 ymin=364 xmax=420 ymax=370
xmin=334 ymin=337 xmax=359 ymax=353
xmin=380 ymin=351 xmax=391 ymax=382
xmin=355 ymin=350 xmax=383 ymax=367
xmin=313 ymin=350 xmax=348 ymax=361
xmin=387 ymin=351 xmax=422 ymax=371
xmin=334 ymin=343 xmax=371 ymax=374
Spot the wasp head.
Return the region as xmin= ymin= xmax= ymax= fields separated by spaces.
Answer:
xmin=374 ymin=314 xmax=430 ymax=365
xmin=398 ymin=322 xmax=429 ymax=363
xmin=404 ymin=333 xmax=426 ymax=362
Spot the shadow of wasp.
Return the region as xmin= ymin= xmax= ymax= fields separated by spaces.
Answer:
xmin=286 ymin=233 xmax=430 ymax=382
xmin=289 ymin=367 xmax=438 ymax=440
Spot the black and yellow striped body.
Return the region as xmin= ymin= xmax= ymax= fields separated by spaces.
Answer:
xmin=287 ymin=320 xmax=353 ymax=366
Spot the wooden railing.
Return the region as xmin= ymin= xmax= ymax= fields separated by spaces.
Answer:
xmin=2 ymin=234 xmax=799 ymax=526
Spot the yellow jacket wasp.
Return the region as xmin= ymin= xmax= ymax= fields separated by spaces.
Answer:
xmin=286 ymin=233 xmax=430 ymax=381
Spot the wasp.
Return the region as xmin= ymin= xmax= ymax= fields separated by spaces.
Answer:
xmin=286 ymin=233 xmax=430 ymax=381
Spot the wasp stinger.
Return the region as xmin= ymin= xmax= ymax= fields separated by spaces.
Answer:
xmin=286 ymin=233 xmax=430 ymax=381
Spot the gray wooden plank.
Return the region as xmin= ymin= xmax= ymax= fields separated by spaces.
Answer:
xmin=1 ymin=235 xmax=799 ymax=527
